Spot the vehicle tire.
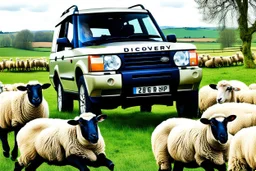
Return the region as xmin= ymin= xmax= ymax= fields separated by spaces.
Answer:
xmin=140 ymin=105 xmax=152 ymax=112
xmin=57 ymin=81 xmax=73 ymax=112
xmin=78 ymin=76 xmax=101 ymax=115
xmin=176 ymin=90 xmax=199 ymax=118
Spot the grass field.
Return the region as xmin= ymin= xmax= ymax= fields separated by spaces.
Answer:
xmin=0 ymin=48 xmax=256 ymax=170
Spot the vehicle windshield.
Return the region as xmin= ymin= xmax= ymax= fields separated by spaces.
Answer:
xmin=77 ymin=12 xmax=163 ymax=47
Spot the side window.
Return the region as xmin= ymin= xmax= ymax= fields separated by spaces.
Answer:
xmin=57 ymin=17 xmax=72 ymax=52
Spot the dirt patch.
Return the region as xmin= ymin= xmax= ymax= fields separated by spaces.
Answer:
xmin=32 ymin=42 xmax=52 ymax=48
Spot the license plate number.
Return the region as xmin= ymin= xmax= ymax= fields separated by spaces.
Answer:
xmin=133 ymin=85 xmax=170 ymax=94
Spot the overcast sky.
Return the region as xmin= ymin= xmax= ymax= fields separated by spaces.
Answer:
xmin=0 ymin=0 xmax=219 ymax=32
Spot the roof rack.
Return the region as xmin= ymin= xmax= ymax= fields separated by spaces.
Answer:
xmin=61 ymin=5 xmax=78 ymax=17
xmin=128 ymin=4 xmax=145 ymax=9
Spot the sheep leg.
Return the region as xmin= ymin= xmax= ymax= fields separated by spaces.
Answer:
xmin=66 ymin=154 xmax=90 ymax=171
xmin=11 ymin=126 xmax=22 ymax=161
xmin=89 ymin=153 xmax=114 ymax=171
xmin=214 ymin=163 xmax=226 ymax=171
xmin=24 ymin=155 xmax=44 ymax=171
xmin=173 ymin=161 xmax=184 ymax=171
xmin=14 ymin=161 xmax=24 ymax=171
xmin=200 ymin=160 xmax=215 ymax=171
xmin=0 ymin=129 xmax=10 ymax=158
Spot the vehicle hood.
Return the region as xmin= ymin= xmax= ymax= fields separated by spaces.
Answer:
xmin=73 ymin=41 xmax=196 ymax=55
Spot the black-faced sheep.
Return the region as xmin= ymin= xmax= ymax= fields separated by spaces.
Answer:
xmin=201 ymin=102 xmax=256 ymax=135
xmin=151 ymin=118 xmax=194 ymax=170
xmin=0 ymin=81 xmax=50 ymax=160
xmin=14 ymin=113 xmax=114 ymax=171
xmin=167 ymin=114 xmax=236 ymax=171
xmin=228 ymin=126 xmax=256 ymax=171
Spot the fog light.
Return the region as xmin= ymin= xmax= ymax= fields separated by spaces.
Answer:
xmin=192 ymin=71 xmax=199 ymax=78
xmin=107 ymin=78 xmax=115 ymax=86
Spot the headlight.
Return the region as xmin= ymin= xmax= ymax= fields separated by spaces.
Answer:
xmin=104 ymin=55 xmax=121 ymax=70
xmin=89 ymin=55 xmax=121 ymax=71
xmin=173 ymin=50 xmax=198 ymax=66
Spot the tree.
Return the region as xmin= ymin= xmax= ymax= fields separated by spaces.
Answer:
xmin=218 ymin=29 xmax=236 ymax=49
xmin=13 ymin=29 xmax=34 ymax=50
xmin=194 ymin=0 xmax=256 ymax=68
xmin=34 ymin=31 xmax=53 ymax=42
xmin=0 ymin=35 xmax=12 ymax=47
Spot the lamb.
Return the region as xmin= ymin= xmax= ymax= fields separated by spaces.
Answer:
xmin=14 ymin=113 xmax=114 ymax=171
xmin=151 ymin=117 xmax=195 ymax=170
xmin=166 ymin=114 xmax=236 ymax=171
xmin=209 ymin=80 xmax=249 ymax=104
xmin=228 ymin=126 xmax=256 ymax=171
xmin=0 ymin=80 xmax=51 ymax=160
xmin=199 ymin=84 xmax=218 ymax=114
xmin=201 ymin=102 xmax=256 ymax=135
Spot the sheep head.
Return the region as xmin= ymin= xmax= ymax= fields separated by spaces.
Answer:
xmin=17 ymin=83 xmax=51 ymax=107
xmin=68 ymin=114 xmax=107 ymax=144
xmin=200 ymin=114 xmax=236 ymax=144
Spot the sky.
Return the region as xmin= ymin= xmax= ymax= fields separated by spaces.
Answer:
xmin=0 ymin=0 xmax=219 ymax=32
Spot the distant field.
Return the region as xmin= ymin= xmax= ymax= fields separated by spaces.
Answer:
xmin=162 ymin=28 xmax=219 ymax=39
xmin=32 ymin=42 xmax=52 ymax=48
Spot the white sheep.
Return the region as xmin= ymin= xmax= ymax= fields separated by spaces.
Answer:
xmin=228 ymin=126 xmax=256 ymax=171
xmin=0 ymin=80 xmax=51 ymax=160
xmin=14 ymin=112 xmax=114 ymax=171
xmin=209 ymin=80 xmax=249 ymax=104
xmin=201 ymin=102 xmax=256 ymax=135
xmin=199 ymin=84 xmax=218 ymax=114
xmin=151 ymin=117 xmax=195 ymax=170
xmin=167 ymin=114 xmax=236 ymax=171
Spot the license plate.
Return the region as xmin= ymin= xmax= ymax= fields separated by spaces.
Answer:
xmin=133 ymin=85 xmax=170 ymax=94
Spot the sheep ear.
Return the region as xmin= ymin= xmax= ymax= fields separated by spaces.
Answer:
xmin=67 ymin=120 xmax=79 ymax=125
xmin=200 ymin=118 xmax=210 ymax=125
xmin=233 ymin=87 xmax=240 ymax=91
xmin=209 ymin=84 xmax=217 ymax=90
xmin=17 ymin=86 xmax=27 ymax=91
xmin=42 ymin=83 xmax=51 ymax=89
xmin=226 ymin=115 xmax=236 ymax=122
xmin=96 ymin=114 xmax=107 ymax=122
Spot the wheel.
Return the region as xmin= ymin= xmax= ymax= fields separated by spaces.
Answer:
xmin=176 ymin=90 xmax=199 ymax=118
xmin=57 ymin=81 xmax=73 ymax=112
xmin=140 ymin=105 xmax=152 ymax=112
xmin=78 ymin=76 xmax=101 ymax=115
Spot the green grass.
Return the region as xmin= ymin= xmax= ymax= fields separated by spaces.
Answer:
xmin=0 ymin=47 xmax=50 ymax=57
xmin=1 ymin=47 xmax=256 ymax=170
xmin=1 ymin=63 xmax=256 ymax=171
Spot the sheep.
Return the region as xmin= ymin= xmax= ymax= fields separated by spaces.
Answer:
xmin=199 ymin=84 xmax=218 ymax=114
xmin=151 ymin=117 xmax=195 ymax=171
xmin=209 ymin=80 xmax=249 ymax=104
xmin=0 ymin=80 xmax=51 ymax=160
xmin=249 ymin=83 xmax=256 ymax=90
xmin=228 ymin=126 xmax=256 ymax=171
xmin=14 ymin=113 xmax=114 ymax=171
xmin=220 ymin=56 xmax=232 ymax=67
xmin=201 ymin=102 xmax=256 ymax=135
xmin=166 ymin=114 xmax=236 ymax=171
xmin=213 ymin=56 xmax=223 ymax=67
xmin=235 ymin=52 xmax=244 ymax=65
xmin=205 ymin=57 xmax=215 ymax=68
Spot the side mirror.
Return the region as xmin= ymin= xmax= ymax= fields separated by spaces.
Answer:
xmin=57 ymin=37 xmax=73 ymax=47
xmin=166 ymin=34 xmax=177 ymax=43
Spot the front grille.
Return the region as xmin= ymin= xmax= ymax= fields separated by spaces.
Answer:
xmin=121 ymin=51 xmax=172 ymax=69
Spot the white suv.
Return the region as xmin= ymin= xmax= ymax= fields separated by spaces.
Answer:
xmin=49 ymin=4 xmax=202 ymax=117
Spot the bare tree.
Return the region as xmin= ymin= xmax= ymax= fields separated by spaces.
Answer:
xmin=194 ymin=0 xmax=256 ymax=68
